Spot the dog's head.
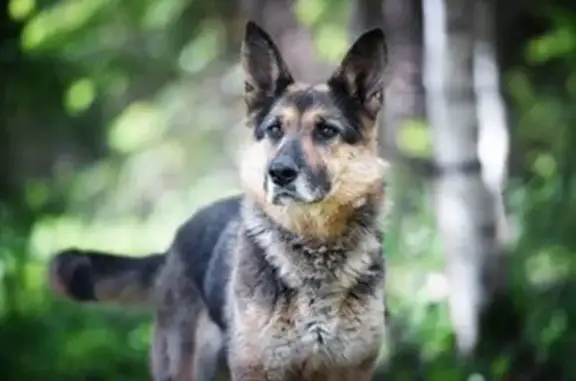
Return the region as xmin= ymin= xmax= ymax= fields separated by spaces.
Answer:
xmin=239 ymin=22 xmax=387 ymax=236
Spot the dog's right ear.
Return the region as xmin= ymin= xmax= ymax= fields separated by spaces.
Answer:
xmin=241 ymin=21 xmax=294 ymax=115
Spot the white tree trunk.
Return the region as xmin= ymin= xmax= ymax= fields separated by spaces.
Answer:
xmin=423 ymin=0 xmax=504 ymax=355
xmin=474 ymin=0 xmax=512 ymax=246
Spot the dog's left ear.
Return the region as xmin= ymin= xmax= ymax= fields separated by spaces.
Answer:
xmin=241 ymin=21 xmax=294 ymax=115
xmin=328 ymin=29 xmax=387 ymax=119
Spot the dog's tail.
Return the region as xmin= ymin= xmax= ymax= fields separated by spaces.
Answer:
xmin=48 ymin=248 xmax=165 ymax=306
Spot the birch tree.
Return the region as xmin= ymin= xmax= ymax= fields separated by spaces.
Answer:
xmin=423 ymin=0 xmax=506 ymax=355
xmin=474 ymin=0 xmax=512 ymax=246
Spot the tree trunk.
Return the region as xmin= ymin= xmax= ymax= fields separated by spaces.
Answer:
xmin=381 ymin=0 xmax=426 ymax=159
xmin=239 ymin=0 xmax=320 ymax=82
xmin=351 ymin=0 xmax=426 ymax=160
xmin=424 ymin=0 xmax=504 ymax=355
xmin=350 ymin=0 xmax=428 ymax=259
xmin=0 ymin=0 xmax=21 ymax=203
xmin=473 ymin=0 xmax=512 ymax=245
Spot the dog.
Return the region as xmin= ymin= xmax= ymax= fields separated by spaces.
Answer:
xmin=48 ymin=21 xmax=389 ymax=381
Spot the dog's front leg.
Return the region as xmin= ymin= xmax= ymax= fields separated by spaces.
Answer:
xmin=340 ymin=371 xmax=374 ymax=381
xmin=229 ymin=363 xmax=271 ymax=381
xmin=335 ymin=356 xmax=379 ymax=381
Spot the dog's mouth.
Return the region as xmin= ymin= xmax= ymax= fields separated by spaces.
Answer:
xmin=270 ymin=190 xmax=302 ymax=205
xmin=265 ymin=176 xmax=329 ymax=206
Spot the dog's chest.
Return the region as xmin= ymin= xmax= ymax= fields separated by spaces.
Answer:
xmin=233 ymin=228 xmax=386 ymax=370
xmin=294 ymin=289 xmax=366 ymax=349
xmin=261 ymin=285 xmax=385 ymax=370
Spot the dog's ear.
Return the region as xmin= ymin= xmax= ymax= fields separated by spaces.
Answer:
xmin=328 ymin=29 xmax=387 ymax=119
xmin=242 ymin=21 xmax=294 ymax=115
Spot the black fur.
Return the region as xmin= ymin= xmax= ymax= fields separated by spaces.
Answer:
xmin=174 ymin=196 xmax=241 ymax=293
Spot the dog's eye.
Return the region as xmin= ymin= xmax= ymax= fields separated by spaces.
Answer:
xmin=315 ymin=121 xmax=339 ymax=141
xmin=266 ymin=122 xmax=283 ymax=141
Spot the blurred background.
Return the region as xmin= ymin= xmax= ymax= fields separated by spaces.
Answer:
xmin=1 ymin=0 xmax=575 ymax=380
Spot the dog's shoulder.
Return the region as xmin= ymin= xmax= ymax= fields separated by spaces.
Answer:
xmin=171 ymin=194 xmax=242 ymax=260
xmin=158 ymin=194 xmax=243 ymax=301
xmin=203 ymin=215 xmax=244 ymax=329
xmin=174 ymin=194 xmax=243 ymax=251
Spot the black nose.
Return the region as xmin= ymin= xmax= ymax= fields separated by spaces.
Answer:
xmin=268 ymin=158 xmax=298 ymax=186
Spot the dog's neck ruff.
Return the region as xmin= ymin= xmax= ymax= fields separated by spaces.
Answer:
xmin=244 ymin=197 xmax=380 ymax=249
xmin=241 ymin=197 xmax=384 ymax=289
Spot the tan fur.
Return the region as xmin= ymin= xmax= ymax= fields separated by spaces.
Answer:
xmin=279 ymin=106 xmax=299 ymax=132
xmin=299 ymin=107 xmax=327 ymax=171
xmin=239 ymin=128 xmax=386 ymax=239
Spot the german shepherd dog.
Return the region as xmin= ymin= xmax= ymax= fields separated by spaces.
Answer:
xmin=48 ymin=21 xmax=389 ymax=381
